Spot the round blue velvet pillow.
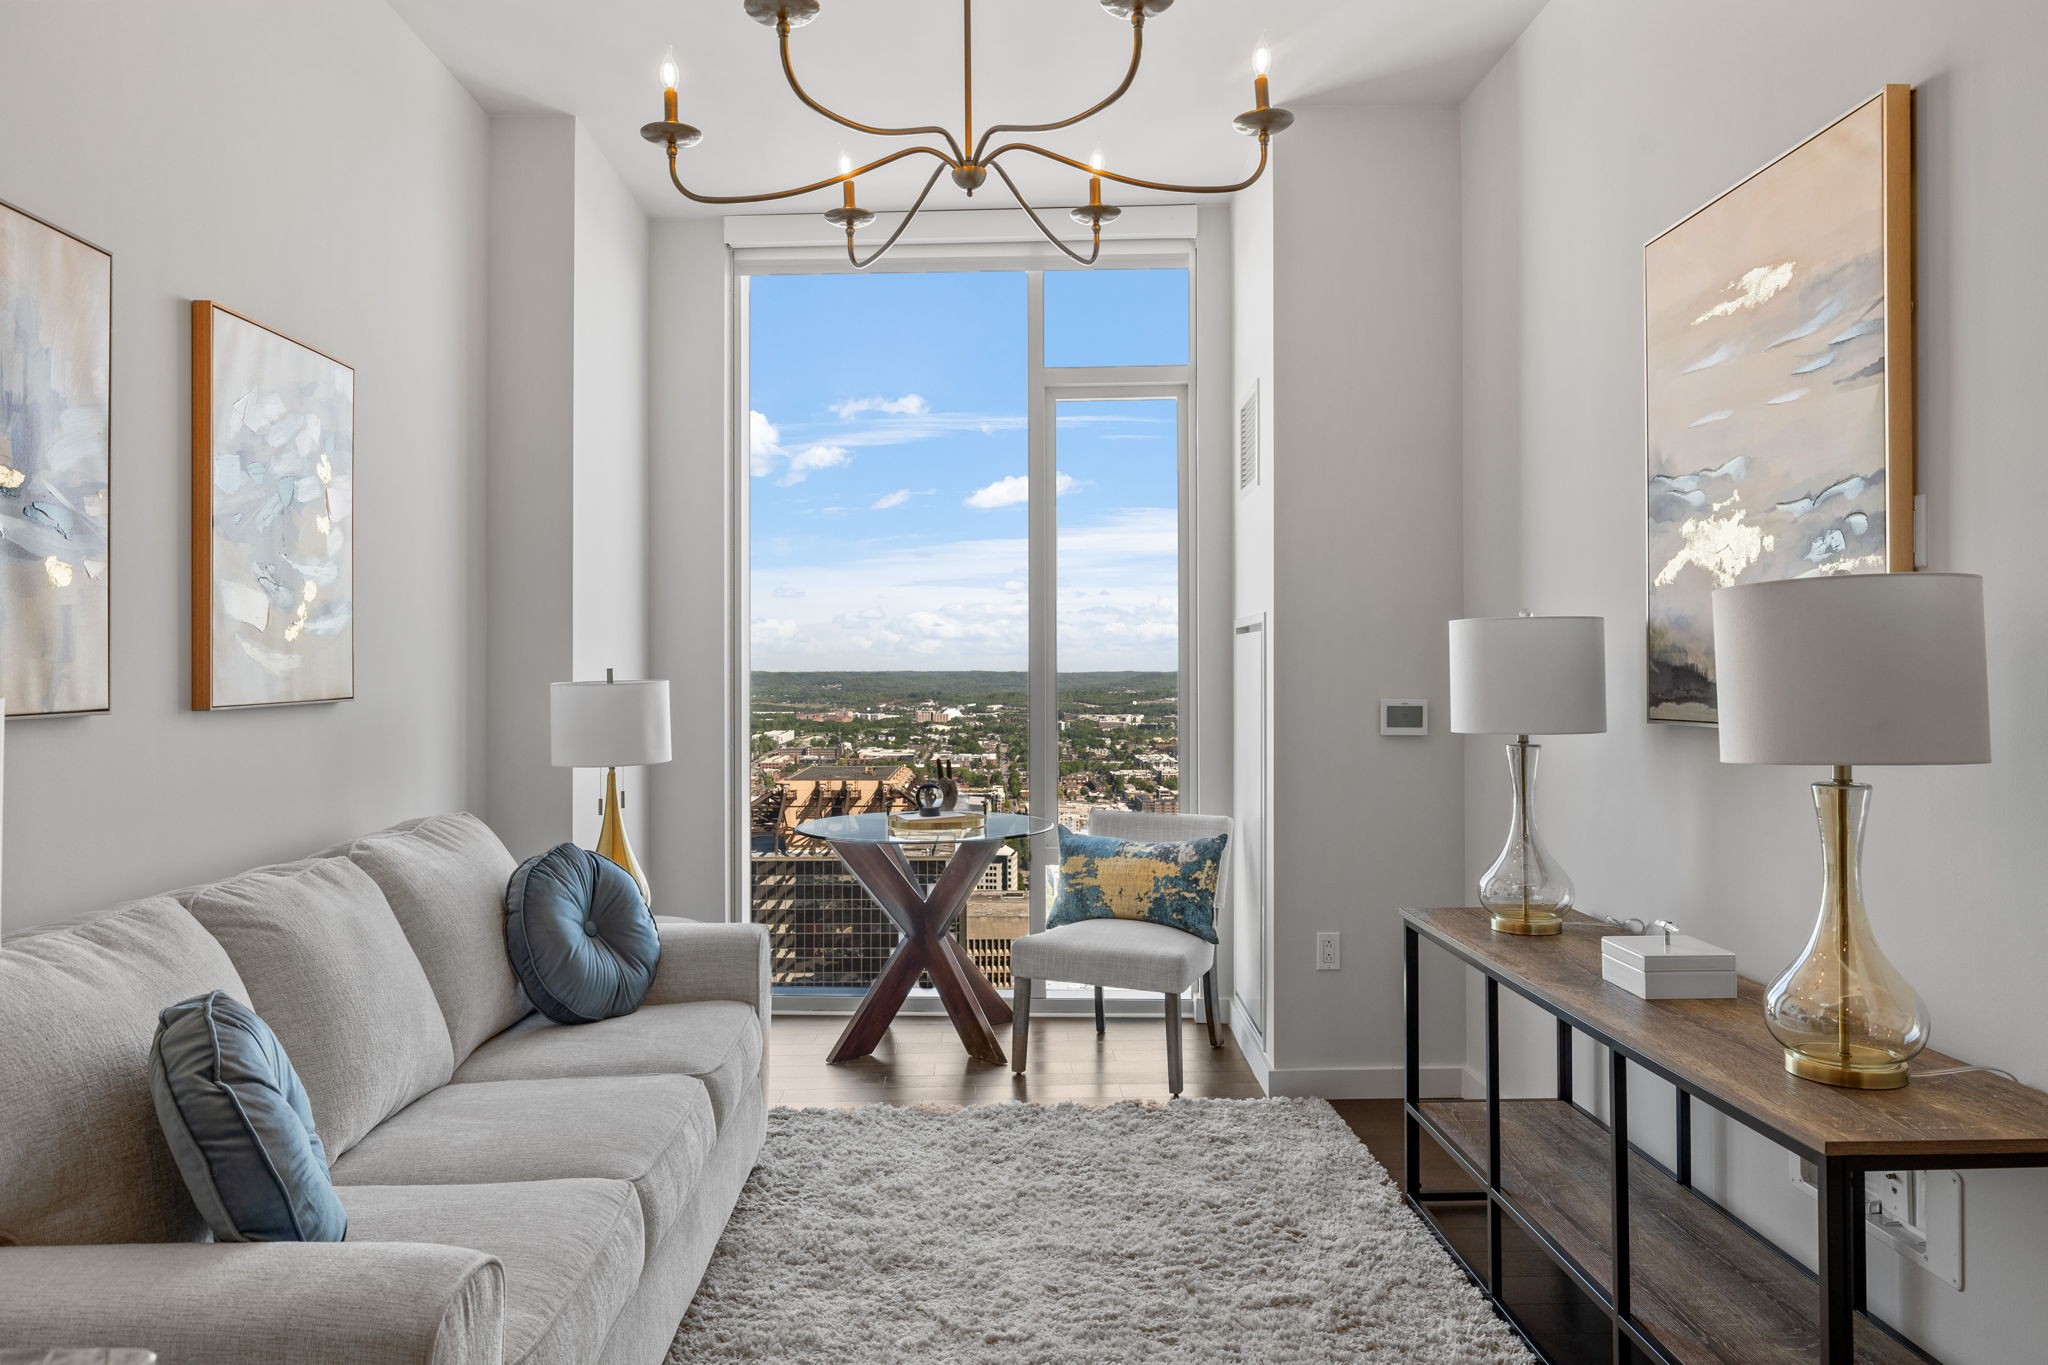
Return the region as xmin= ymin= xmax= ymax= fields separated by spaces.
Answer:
xmin=505 ymin=844 xmax=661 ymax=1024
xmin=148 ymin=991 xmax=347 ymax=1243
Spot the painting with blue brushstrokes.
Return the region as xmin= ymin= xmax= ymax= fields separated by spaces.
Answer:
xmin=1644 ymin=88 xmax=1914 ymax=724
xmin=0 ymin=200 xmax=111 ymax=716
xmin=192 ymin=303 xmax=353 ymax=709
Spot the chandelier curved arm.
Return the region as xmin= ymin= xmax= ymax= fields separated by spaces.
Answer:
xmin=968 ymin=15 xmax=1144 ymax=166
xmin=780 ymin=21 xmax=965 ymax=165
xmin=982 ymin=137 xmax=1270 ymax=196
xmin=663 ymin=143 xmax=954 ymax=206
xmin=989 ymin=161 xmax=1103 ymax=267
xmin=846 ymin=164 xmax=953 ymax=269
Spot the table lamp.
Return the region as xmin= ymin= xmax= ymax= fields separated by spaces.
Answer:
xmin=551 ymin=669 xmax=672 ymax=907
xmin=1450 ymin=615 xmax=1608 ymax=935
xmin=1713 ymin=573 xmax=1989 ymax=1090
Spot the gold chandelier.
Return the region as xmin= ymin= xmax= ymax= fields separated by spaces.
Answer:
xmin=641 ymin=0 xmax=1293 ymax=268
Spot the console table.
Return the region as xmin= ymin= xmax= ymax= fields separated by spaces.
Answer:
xmin=1402 ymin=906 xmax=2048 ymax=1365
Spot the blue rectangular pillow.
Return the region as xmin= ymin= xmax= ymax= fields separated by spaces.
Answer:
xmin=1047 ymin=826 xmax=1227 ymax=943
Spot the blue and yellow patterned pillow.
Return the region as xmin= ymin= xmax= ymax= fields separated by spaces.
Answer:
xmin=1047 ymin=826 xmax=1228 ymax=943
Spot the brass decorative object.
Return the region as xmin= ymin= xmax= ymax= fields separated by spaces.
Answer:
xmin=640 ymin=1 xmax=1292 ymax=268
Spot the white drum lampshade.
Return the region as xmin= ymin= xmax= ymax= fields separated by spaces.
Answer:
xmin=1449 ymin=615 xmax=1607 ymax=737
xmin=1712 ymin=573 xmax=1990 ymax=768
xmin=1448 ymin=615 xmax=1607 ymax=936
xmin=550 ymin=678 xmax=673 ymax=769
xmin=1710 ymin=572 xmax=1990 ymax=1090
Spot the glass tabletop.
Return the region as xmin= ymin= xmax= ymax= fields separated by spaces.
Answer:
xmin=795 ymin=812 xmax=1049 ymax=844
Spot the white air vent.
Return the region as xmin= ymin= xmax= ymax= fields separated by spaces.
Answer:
xmin=1238 ymin=383 xmax=1261 ymax=492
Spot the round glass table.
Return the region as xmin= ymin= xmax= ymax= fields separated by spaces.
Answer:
xmin=796 ymin=812 xmax=1050 ymax=1065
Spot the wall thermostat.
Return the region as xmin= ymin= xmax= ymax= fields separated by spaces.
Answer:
xmin=1380 ymin=699 xmax=1428 ymax=736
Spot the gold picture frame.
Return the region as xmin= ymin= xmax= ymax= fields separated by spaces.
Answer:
xmin=191 ymin=301 xmax=355 ymax=710
xmin=1644 ymin=85 xmax=1914 ymax=725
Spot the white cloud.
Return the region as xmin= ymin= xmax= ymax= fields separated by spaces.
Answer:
xmin=748 ymin=410 xmax=782 ymax=478
xmin=871 ymin=488 xmax=912 ymax=510
xmin=830 ymin=394 xmax=931 ymax=420
xmin=753 ymin=409 xmax=852 ymax=485
xmin=751 ymin=617 xmax=799 ymax=646
xmin=964 ymin=472 xmax=1076 ymax=509
xmin=780 ymin=444 xmax=850 ymax=485
xmin=749 ymin=508 xmax=1178 ymax=672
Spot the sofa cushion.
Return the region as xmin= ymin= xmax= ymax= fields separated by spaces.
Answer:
xmin=452 ymin=1001 xmax=761 ymax=1131
xmin=505 ymin=844 xmax=660 ymax=1025
xmin=0 ymin=898 xmax=248 ymax=1246
xmin=179 ymin=857 xmax=455 ymax=1158
xmin=330 ymin=1074 xmax=714 ymax=1257
xmin=324 ymin=813 xmax=528 ymax=1062
xmin=151 ymin=991 xmax=348 ymax=1243
xmin=342 ymin=1179 xmax=642 ymax=1365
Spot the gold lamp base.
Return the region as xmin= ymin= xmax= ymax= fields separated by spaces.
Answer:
xmin=1490 ymin=911 xmax=1564 ymax=936
xmin=1784 ymin=1047 xmax=1910 ymax=1090
xmin=594 ymin=767 xmax=652 ymax=909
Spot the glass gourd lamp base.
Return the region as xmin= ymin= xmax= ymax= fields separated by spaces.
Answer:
xmin=1479 ymin=739 xmax=1573 ymax=937
xmin=1764 ymin=773 xmax=1926 ymax=1090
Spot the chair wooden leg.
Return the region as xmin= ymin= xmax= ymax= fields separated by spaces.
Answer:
xmin=1202 ymin=968 xmax=1223 ymax=1049
xmin=1094 ymin=986 xmax=1106 ymax=1036
xmin=1165 ymin=992 xmax=1184 ymax=1097
xmin=1012 ymin=977 xmax=1032 ymax=1075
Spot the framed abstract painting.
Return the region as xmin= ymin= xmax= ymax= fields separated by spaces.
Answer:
xmin=0 ymin=199 xmax=112 ymax=717
xmin=1644 ymin=85 xmax=1914 ymax=724
xmin=191 ymin=302 xmax=354 ymax=709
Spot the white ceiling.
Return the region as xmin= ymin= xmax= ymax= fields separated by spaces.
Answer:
xmin=390 ymin=0 xmax=1546 ymax=219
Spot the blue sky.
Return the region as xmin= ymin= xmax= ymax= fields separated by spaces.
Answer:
xmin=748 ymin=268 xmax=1186 ymax=673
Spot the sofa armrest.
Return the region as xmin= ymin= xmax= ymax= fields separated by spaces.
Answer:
xmin=0 ymin=1242 xmax=504 ymax=1365
xmin=648 ymin=918 xmax=771 ymax=1034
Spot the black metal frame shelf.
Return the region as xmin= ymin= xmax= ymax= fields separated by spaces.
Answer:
xmin=1397 ymin=909 xmax=2046 ymax=1365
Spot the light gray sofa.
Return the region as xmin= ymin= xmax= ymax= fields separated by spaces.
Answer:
xmin=0 ymin=813 xmax=770 ymax=1365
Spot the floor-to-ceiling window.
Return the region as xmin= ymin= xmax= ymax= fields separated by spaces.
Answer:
xmin=739 ymin=254 xmax=1193 ymax=1008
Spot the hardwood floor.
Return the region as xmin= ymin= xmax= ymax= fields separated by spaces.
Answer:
xmin=767 ymin=1014 xmax=1604 ymax=1363
xmin=768 ymin=1011 xmax=1263 ymax=1108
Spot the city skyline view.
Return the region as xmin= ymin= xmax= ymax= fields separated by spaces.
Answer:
xmin=747 ymin=268 xmax=1187 ymax=674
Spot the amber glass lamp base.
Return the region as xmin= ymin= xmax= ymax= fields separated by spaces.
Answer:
xmin=1765 ymin=772 xmax=1927 ymax=1091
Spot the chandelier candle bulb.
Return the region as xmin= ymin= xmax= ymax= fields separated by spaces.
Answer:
xmin=660 ymin=46 xmax=679 ymax=120
xmin=1253 ymin=45 xmax=1272 ymax=108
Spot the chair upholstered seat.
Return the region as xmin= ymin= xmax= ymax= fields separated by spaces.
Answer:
xmin=1008 ymin=918 xmax=1214 ymax=996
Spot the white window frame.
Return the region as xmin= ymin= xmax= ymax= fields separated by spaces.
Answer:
xmin=729 ymin=231 xmax=1200 ymax=1016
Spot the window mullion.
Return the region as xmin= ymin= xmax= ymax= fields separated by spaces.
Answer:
xmin=1026 ymin=271 xmax=1056 ymax=945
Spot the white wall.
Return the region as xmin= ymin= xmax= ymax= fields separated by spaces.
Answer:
xmin=482 ymin=114 xmax=652 ymax=862
xmin=0 ymin=0 xmax=488 ymax=930
xmin=1462 ymin=3 xmax=2048 ymax=1358
xmin=483 ymin=117 xmax=576 ymax=860
xmin=1235 ymin=106 xmax=1472 ymax=1096
xmin=569 ymin=123 xmax=652 ymax=851
xmin=645 ymin=219 xmax=735 ymax=919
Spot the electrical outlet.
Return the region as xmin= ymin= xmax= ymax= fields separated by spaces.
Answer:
xmin=1791 ymin=1157 xmax=1963 ymax=1289
xmin=1316 ymin=932 xmax=1341 ymax=971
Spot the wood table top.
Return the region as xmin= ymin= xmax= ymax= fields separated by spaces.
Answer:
xmin=1405 ymin=906 xmax=2048 ymax=1161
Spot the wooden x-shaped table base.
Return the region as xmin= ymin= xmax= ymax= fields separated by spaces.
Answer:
xmin=823 ymin=837 xmax=1014 ymax=1066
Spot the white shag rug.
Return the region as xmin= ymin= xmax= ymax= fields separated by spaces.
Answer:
xmin=668 ymin=1098 xmax=1532 ymax=1363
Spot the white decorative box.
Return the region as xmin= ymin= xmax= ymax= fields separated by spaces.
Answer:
xmin=1600 ymin=934 xmax=1737 ymax=1000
